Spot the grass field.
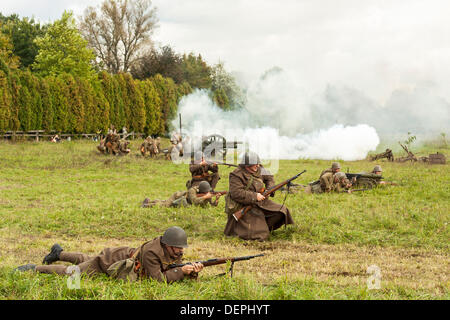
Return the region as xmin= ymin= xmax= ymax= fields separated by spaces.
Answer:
xmin=0 ymin=139 xmax=448 ymax=300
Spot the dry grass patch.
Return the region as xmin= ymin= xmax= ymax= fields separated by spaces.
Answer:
xmin=1 ymin=231 xmax=448 ymax=295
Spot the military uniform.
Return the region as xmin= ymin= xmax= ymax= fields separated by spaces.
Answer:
xmin=223 ymin=165 xmax=294 ymax=241
xmin=320 ymin=172 xmax=334 ymax=192
xmin=104 ymin=133 xmax=121 ymax=155
xmin=332 ymin=174 xmax=351 ymax=192
xmin=141 ymin=137 xmax=159 ymax=157
xmin=118 ymin=140 xmax=130 ymax=154
xmin=34 ymin=237 xmax=195 ymax=283
xmin=97 ymin=138 xmax=106 ymax=154
xmin=188 ymin=162 xmax=220 ymax=190
xmin=142 ymin=186 xmax=214 ymax=208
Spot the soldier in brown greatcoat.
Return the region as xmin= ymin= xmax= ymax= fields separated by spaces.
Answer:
xmin=188 ymin=151 xmax=220 ymax=190
xmin=15 ymin=227 xmax=203 ymax=283
xmin=223 ymin=152 xmax=295 ymax=241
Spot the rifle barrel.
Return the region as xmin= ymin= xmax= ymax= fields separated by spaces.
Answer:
xmin=168 ymin=254 xmax=265 ymax=269
xmin=263 ymin=170 xmax=307 ymax=196
xmin=207 ymin=161 xmax=238 ymax=167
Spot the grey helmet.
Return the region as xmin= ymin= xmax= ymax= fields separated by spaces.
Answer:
xmin=199 ymin=181 xmax=212 ymax=193
xmin=373 ymin=165 xmax=382 ymax=173
xmin=240 ymin=151 xmax=261 ymax=166
xmin=161 ymin=226 xmax=188 ymax=248
xmin=334 ymin=172 xmax=346 ymax=180
xmin=331 ymin=162 xmax=341 ymax=170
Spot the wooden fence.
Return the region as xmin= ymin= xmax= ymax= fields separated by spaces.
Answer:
xmin=1 ymin=131 xmax=145 ymax=142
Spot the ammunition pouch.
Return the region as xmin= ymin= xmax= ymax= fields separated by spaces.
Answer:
xmin=225 ymin=193 xmax=244 ymax=215
xmin=225 ymin=176 xmax=253 ymax=215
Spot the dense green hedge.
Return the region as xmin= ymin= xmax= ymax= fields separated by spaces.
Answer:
xmin=0 ymin=60 xmax=192 ymax=135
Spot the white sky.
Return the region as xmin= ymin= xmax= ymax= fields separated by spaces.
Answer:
xmin=2 ymin=0 xmax=450 ymax=103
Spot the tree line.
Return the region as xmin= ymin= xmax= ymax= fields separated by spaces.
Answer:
xmin=0 ymin=0 xmax=244 ymax=135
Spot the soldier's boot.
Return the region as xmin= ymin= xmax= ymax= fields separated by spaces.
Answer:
xmin=15 ymin=264 xmax=36 ymax=272
xmin=142 ymin=198 xmax=154 ymax=208
xmin=42 ymin=243 xmax=63 ymax=265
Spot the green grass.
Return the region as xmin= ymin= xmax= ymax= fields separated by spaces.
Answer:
xmin=0 ymin=140 xmax=449 ymax=300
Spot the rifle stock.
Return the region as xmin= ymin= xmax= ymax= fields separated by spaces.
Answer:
xmin=232 ymin=170 xmax=307 ymax=221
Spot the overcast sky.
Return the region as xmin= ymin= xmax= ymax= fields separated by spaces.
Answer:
xmin=3 ymin=0 xmax=450 ymax=103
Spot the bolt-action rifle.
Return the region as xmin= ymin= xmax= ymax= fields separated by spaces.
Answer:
xmin=196 ymin=191 xmax=228 ymax=197
xmin=346 ymin=188 xmax=370 ymax=193
xmin=233 ymin=170 xmax=307 ymax=222
xmin=168 ymin=254 xmax=264 ymax=278
xmin=206 ymin=160 xmax=238 ymax=168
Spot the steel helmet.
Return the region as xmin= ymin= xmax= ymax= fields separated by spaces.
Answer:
xmin=161 ymin=226 xmax=188 ymax=248
xmin=373 ymin=165 xmax=382 ymax=173
xmin=240 ymin=151 xmax=261 ymax=166
xmin=331 ymin=162 xmax=341 ymax=170
xmin=199 ymin=181 xmax=212 ymax=193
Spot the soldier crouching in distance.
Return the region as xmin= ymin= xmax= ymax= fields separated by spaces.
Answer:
xmin=141 ymin=181 xmax=225 ymax=208
xmin=15 ymin=227 xmax=203 ymax=283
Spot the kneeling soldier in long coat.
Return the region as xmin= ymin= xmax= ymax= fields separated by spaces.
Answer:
xmin=15 ymin=227 xmax=203 ymax=283
xmin=224 ymin=152 xmax=295 ymax=241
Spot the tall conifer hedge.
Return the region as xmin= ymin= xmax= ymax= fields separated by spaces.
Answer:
xmin=0 ymin=60 xmax=192 ymax=136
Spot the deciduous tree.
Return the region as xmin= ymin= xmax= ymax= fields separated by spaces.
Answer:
xmin=80 ymin=0 xmax=158 ymax=73
xmin=33 ymin=11 xmax=96 ymax=79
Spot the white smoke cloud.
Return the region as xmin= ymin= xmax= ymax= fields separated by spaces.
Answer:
xmin=173 ymin=86 xmax=380 ymax=161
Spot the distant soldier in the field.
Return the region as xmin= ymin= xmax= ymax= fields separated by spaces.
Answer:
xmin=155 ymin=137 xmax=161 ymax=154
xmin=168 ymin=132 xmax=183 ymax=159
xmin=118 ymin=140 xmax=131 ymax=155
xmin=223 ymin=151 xmax=295 ymax=241
xmin=320 ymin=162 xmax=341 ymax=178
xmin=332 ymin=172 xmax=353 ymax=193
xmin=187 ymin=151 xmax=220 ymax=190
xmin=140 ymin=136 xmax=152 ymax=156
xmin=97 ymin=137 xmax=106 ymax=154
xmin=50 ymin=135 xmax=61 ymax=143
xmin=104 ymin=132 xmax=121 ymax=155
xmin=15 ymin=227 xmax=203 ymax=283
xmin=140 ymin=136 xmax=159 ymax=157
xmin=316 ymin=162 xmax=340 ymax=192
xmin=141 ymin=181 xmax=224 ymax=208
xmin=372 ymin=165 xmax=382 ymax=175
